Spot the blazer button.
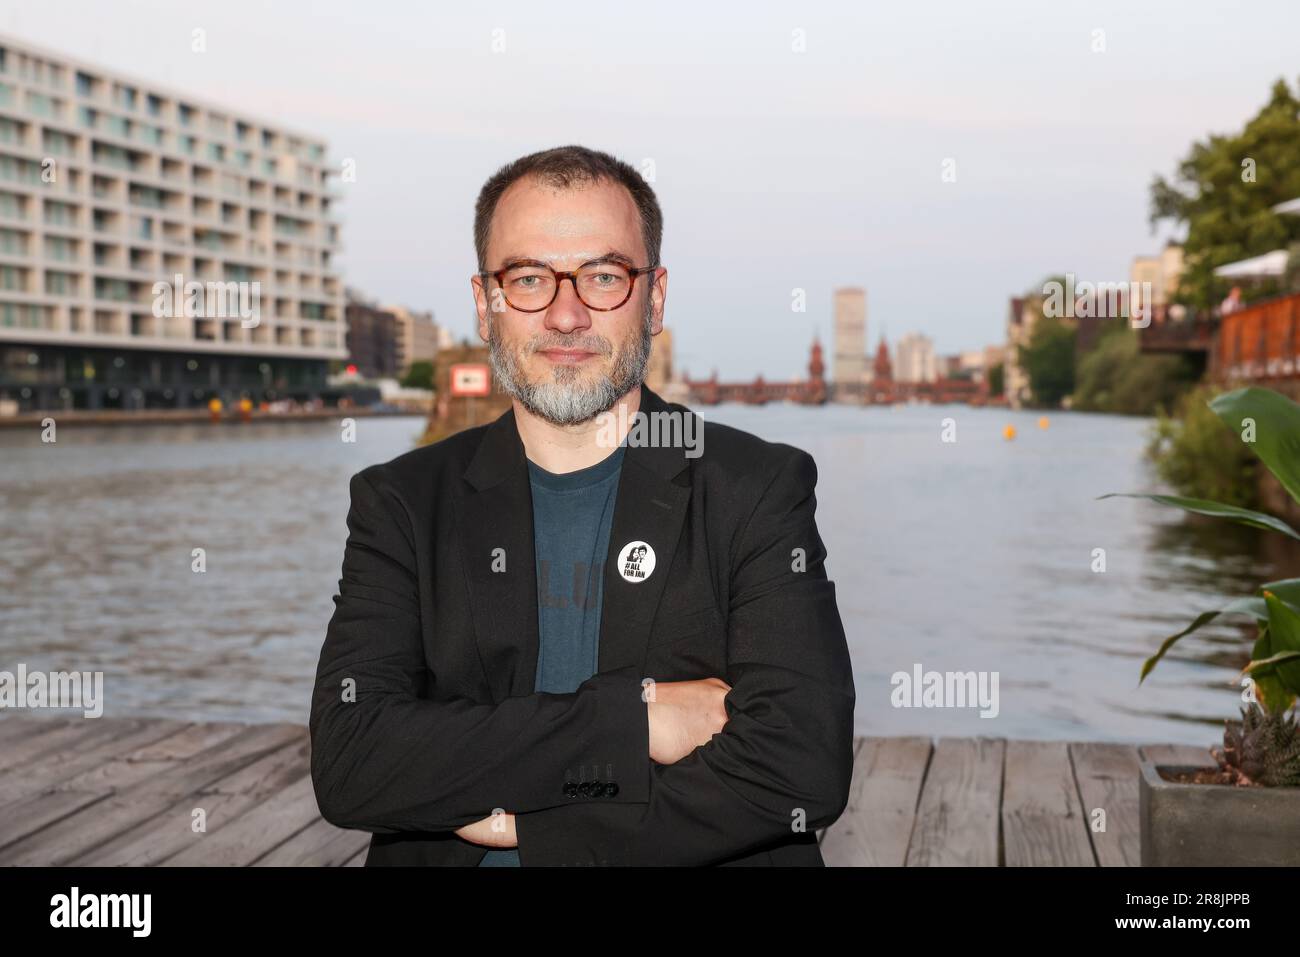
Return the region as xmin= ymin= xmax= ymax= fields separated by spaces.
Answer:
xmin=603 ymin=782 xmax=619 ymax=797
xmin=579 ymin=782 xmax=596 ymax=797
xmin=563 ymin=781 xmax=578 ymax=798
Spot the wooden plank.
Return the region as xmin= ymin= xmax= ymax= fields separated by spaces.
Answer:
xmin=0 ymin=722 xmax=299 ymax=865
xmin=252 ymin=817 xmax=372 ymax=867
xmin=343 ymin=845 xmax=369 ymax=866
xmin=1002 ymin=740 xmax=1095 ymax=866
xmin=0 ymin=719 xmax=188 ymax=807
xmin=163 ymin=773 xmax=321 ymax=866
xmin=905 ymin=737 xmax=1004 ymax=866
xmin=74 ymin=734 xmax=311 ymax=865
xmin=0 ymin=716 xmax=142 ymax=769
xmin=820 ymin=736 xmax=932 ymax=866
xmin=0 ymin=714 xmax=74 ymax=747
xmin=1070 ymin=742 xmax=1144 ymax=867
xmin=0 ymin=720 xmax=240 ymax=858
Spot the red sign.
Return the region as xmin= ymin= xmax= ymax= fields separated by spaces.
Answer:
xmin=449 ymin=363 xmax=490 ymax=397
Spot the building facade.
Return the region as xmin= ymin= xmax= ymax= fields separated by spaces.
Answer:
xmin=384 ymin=303 xmax=439 ymax=375
xmin=1131 ymin=243 xmax=1184 ymax=308
xmin=832 ymin=286 xmax=866 ymax=398
xmin=894 ymin=331 xmax=938 ymax=383
xmin=345 ymin=296 xmax=399 ymax=379
xmin=1004 ymin=296 xmax=1037 ymax=408
xmin=0 ymin=34 xmax=345 ymax=411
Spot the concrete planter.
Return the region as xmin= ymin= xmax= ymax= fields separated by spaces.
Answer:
xmin=1139 ymin=758 xmax=1300 ymax=866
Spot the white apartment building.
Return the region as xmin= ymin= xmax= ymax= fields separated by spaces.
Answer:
xmin=0 ymin=34 xmax=345 ymax=411
xmin=894 ymin=331 xmax=937 ymax=383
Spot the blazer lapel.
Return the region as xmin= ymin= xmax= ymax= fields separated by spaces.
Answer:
xmin=597 ymin=386 xmax=692 ymax=673
xmin=459 ymin=406 xmax=540 ymax=700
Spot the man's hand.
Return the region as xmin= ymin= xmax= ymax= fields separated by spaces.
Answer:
xmin=455 ymin=812 xmax=517 ymax=848
xmin=646 ymin=677 xmax=731 ymax=764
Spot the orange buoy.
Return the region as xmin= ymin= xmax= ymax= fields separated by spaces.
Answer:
xmin=1038 ymin=416 xmax=1050 ymax=429
xmin=1003 ymin=424 xmax=1016 ymax=441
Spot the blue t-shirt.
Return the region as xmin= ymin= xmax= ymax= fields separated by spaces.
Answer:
xmin=478 ymin=444 xmax=626 ymax=866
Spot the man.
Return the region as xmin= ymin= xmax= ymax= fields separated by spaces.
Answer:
xmin=309 ymin=145 xmax=855 ymax=865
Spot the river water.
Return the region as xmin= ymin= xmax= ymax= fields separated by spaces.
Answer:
xmin=2 ymin=404 xmax=1296 ymax=746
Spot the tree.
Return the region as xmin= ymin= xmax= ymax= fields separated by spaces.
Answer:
xmin=987 ymin=362 xmax=1004 ymax=396
xmin=1150 ymin=78 xmax=1300 ymax=310
xmin=401 ymin=360 xmax=434 ymax=390
xmin=1018 ymin=316 xmax=1076 ymax=407
xmin=1073 ymin=323 xmax=1197 ymax=415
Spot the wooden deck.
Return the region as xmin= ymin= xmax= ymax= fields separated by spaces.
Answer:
xmin=0 ymin=714 xmax=1214 ymax=866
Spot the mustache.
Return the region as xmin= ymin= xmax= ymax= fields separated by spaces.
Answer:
xmin=524 ymin=333 xmax=614 ymax=357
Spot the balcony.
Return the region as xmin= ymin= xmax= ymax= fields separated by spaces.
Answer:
xmin=1215 ymin=290 xmax=1300 ymax=383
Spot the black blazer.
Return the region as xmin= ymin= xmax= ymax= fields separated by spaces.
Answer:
xmin=309 ymin=385 xmax=856 ymax=865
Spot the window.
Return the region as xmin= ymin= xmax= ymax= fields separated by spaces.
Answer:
xmin=44 ymin=235 xmax=77 ymax=261
xmin=42 ymin=130 xmax=76 ymax=157
xmin=0 ymin=156 xmax=42 ymax=185
xmin=0 ymin=191 xmax=23 ymax=219
xmin=129 ymin=185 xmax=165 ymax=209
xmin=45 ymin=270 xmax=77 ymax=295
xmin=0 ymin=227 xmax=27 ymax=254
xmin=76 ymin=71 xmax=95 ymax=97
xmin=26 ymin=92 xmax=55 ymax=117
xmin=0 ymin=265 xmax=28 ymax=290
xmin=94 ymin=277 xmax=132 ymax=302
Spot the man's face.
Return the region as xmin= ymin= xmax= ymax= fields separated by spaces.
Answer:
xmin=472 ymin=175 xmax=666 ymax=426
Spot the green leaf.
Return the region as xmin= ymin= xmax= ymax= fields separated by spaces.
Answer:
xmin=1242 ymin=649 xmax=1300 ymax=674
xmin=1262 ymin=591 xmax=1300 ymax=695
xmin=1261 ymin=577 xmax=1300 ymax=606
xmin=1097 ymin=492 xmax=1300 ymax=540
xmin=1138 ymin=595 xmax=1266 ymax=684
xmin=1210 ymin=387 xmax=1300 ymax=507
xmin=1248 ymin=626 xmax=1295 ymax=714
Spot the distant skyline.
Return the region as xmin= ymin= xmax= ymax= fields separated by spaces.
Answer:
xmin=5 ymin=0 xmax=1295 ymax=378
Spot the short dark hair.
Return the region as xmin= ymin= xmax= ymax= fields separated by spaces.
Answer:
xmin=473 ymin=145 xmax=663 ymax=273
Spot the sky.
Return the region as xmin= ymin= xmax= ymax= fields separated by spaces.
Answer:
xmin=4 ymin=0 xmax=1297 ymax=379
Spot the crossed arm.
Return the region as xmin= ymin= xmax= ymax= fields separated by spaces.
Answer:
xmin=309 ymin=450 xmax=855 ymax=865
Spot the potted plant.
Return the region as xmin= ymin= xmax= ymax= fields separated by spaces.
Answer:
xmin=1104 ymin=386 xmax=1300 ymax=866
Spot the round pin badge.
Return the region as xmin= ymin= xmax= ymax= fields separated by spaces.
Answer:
xmin=617 ymin=541 xmax=656 ymax=583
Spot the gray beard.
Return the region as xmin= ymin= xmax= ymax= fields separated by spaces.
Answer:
xmin=487 ymin=298 xmax=653 ymax=426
